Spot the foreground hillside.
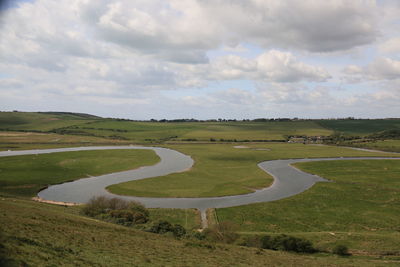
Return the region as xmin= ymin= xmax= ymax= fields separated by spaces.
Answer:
xmin=1 ymin=197 xmax=397 ymax=267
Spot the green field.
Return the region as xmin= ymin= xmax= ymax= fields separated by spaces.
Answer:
xmin=1 ymin=197 xmax=396 ymax=267
xmin=318 ymin=119 xmax=400 ymax=136
xmin=72 ymin=120 xmax=332 ymax=142
xmin=217 ymin=159 xmax=400 ymax=256
xmin=0 ymin=149 xmax=159 ymax=197
xmin=0 ymin=112 xmax=97 ymax=131
xmin=0 ymin=131 xmax=130 ymax=147
xmin=344 ymin=139 xmax=400 ymax=153
xmin=2 ymin=112 xmax=400 ymax=143
xmin=107 ymin=143 xmax=399 ymax=198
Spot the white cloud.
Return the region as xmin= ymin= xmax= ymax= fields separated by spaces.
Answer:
xmin=198 ymin=0 xmax=379 ymax=52
xmin=256 ymin=50 xmax=330 ymax=82
xmin=378 ymin=37 xmax=400 ymax=55
xmin=343 ymin=57 xmax=400 ymax=81
xmin=0 ymin=0 xmax=399 ymax=119
xmin=209 ymin=51 xmax=330 ymax=82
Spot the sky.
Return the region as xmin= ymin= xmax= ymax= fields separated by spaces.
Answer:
xmin=0 ymin=0 xmax=399 ymax=120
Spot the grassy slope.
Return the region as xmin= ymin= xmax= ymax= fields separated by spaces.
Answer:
xmin=217 ymin=159 xmax=400 ymax=257
xmin=317 ymin=119 xmax=400 ymax=136
xmin=179 ymin=121 xmax=332 ymax=141
xmin=0 ymin=131 xmax=130 ymax=147
xmin=148 ymin=208 xmax=201 ymax=230
xmin=0 ymin=112 xmax=97 ymax=131
xmin=0 ymin=149 xmax=159 ymax=197
xmin=0 ymin=198 xmax=395 ymax=267
xmin=76 ymin=120 xmax=332 ymax=142
xmin=107 ymin=143 xmax=399 ymax=198
xmin=344 ymin=139 xmax=400 ymax=153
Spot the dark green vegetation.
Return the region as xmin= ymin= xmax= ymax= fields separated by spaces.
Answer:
xmin=217 ymin=159 xmax=400 ymax=259
xmin=108 ymin=143 xmax=398 ymax=197
xmin=82 ymin=196 xmax=150 ymax=226
xmin=148 ymin=220 xmax=187 ymax=238
xmin=318 ymin=119 xmax=400 ymax=136
xmin=0 ymin=149 xmax=159 ymax=197
xmin=1 ymin=197 xmax=396 ymax=266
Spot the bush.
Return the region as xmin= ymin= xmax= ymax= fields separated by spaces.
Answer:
xmin=261 ymin=234 xmax=316 ymax=253
xmin=238 ymin=235 xmax=263 ymax=248
xmin=149 ymin=220 xmax=173 ymax=234
xmin=172 ymin=224 xmax=186 ymax=238
xmin=109 ymin=209 xmax=148 ymax=226
xmin=81 ymin=196 xmax=149 ymax=225
xmin=148 ymin=221 xmax=186 ymax=238
xmin=333 ymin=244 xmax=350 ymax=256
xmin=81 ymin=196 xmax=111 ymax=217
xmin=203 ymin=221 xmax=239 ymax=244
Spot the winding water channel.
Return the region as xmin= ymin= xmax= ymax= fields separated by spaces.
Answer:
xmin=1 ymin=146 xmax=398 ymax=227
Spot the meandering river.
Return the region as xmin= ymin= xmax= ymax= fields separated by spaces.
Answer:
xmin=1 ymin=146 xmax=398 ymax=227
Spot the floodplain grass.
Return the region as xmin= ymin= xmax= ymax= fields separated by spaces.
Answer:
xmin=107 ymin=143 xmax=399 ymax=198
xmin=216 ymin=159 xmax=400 ymax=257
xmin=0 ymin=149 xmax=159 ymax=197
xmin=1 ymin=197 xmax=398 ymax=267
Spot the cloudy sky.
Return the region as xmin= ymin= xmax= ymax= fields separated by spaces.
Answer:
xmin=0 ymin=0 xmax=399 ymax=119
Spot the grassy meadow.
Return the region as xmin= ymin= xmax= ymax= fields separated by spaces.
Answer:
xmin=108 ymin=143 xmax=399 ymax=198
xmin=216 ymin=159 xmax=400 ymax=257
xmin=1 ymin=197 xmax=397 ymax=267
xmin=0 ymin=149 xmax=159 ymax=197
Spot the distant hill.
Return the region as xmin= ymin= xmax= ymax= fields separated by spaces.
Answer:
xmin=1 ymin=111 xmax=399 ymax=143
xmin=0 ymin=111 xmax=101 ymax=132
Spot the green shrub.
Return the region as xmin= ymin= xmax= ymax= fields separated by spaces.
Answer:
xmin=191 ymin=231 xmax=206 ymax=240
xmin=261 ymin=234 xmax=316 ymax=253
xmin=238 ymin=235 xmax=262 ymax=248
xmin=81 ymin=196 xmax=111 ymax=217
xmin=333 ymin=244 xmax=350 ymax=256
xmin=203 ymin=221 xmax=239 ymax=244
xmin=149 ymin=221 xmax=186 ymax=238
xmin=81 ymin=196 xmax=149 ymax=225
xmin=108 ymin=209 xmax=148 ymax=226
xmin=149 ymin=220 xmax=173 ymax=234
xmin=172 ymin=224 xmax=186 ymax=238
